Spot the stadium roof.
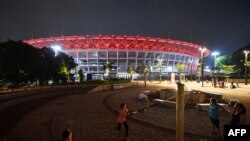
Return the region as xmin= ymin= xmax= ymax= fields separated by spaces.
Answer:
xmin=24 ymin=35 xmax=210 ymax=58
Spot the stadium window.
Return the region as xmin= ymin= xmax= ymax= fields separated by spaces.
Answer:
xmin=128 ymin=51 xmax=136 ymax=58
xmin=118 ymin=51 xmax=127 ymax=58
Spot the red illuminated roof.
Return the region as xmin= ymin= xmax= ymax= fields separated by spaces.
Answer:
xmin=23 ymin=35 xmax=210 ymax=58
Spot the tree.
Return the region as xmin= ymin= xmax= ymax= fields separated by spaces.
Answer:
xmin=175 ymin=63 xmax=186 ymax=82
xmin=247 ymin=61 xmax=250 ymax=70
xmin=232 ymin=45 xmax=250 ymax=77
xmin=56 ymin=52 xmax=77 ymax=83
xmin=127 ymin=64 xmax=135 ymax=82
xmin=78 ymin=69 xmax=84 ymax=82
xmin=0 ymin=40 xmax=43 ymax=86
xmin=216 ymin=55 xmax=233 ymax=72
xmin=103 ymin=60 xmax=113 ymax=80
xmin=0 ymin=40 xmax=77 ymax=86
xmin=136 ymin=63 xmax=151 ymax=87
xmin=156 ymin=59 xmax=163 ymax=83
xmin=39 ymin=47 xmax=58 ymax=85
xmin=220 ymin=65 xmax=235 ymax=86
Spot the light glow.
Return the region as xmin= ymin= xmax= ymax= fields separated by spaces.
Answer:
xmin=24 ymin=35 xmax=211 ymax=58
xmin=211 ymin=51 xmax=219 ymax=56
xmin=51 ymin=45 xmax=62 ymax=56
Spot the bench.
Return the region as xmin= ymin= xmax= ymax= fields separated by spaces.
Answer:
xmin=195 ymin=103 xmax=228 ymax=112
xmin=143 ymin=90 xmax=150 ymax=95
xmin=153 ymin=99 xmax=176 ymax=108
xmin=112 ymin=84 xmax=124 ymax=89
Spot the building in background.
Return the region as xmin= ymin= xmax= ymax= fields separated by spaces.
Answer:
xmin=24 ymin=35 xmax=210 ymax=80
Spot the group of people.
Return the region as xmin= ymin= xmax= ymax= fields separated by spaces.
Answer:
xmin=212 ymin=78 xmax=240 ymax=89
xmin=209 ymin=98 xmax=246 ymax=140
xmin=59 ymin=99 xmax=246 ymax=141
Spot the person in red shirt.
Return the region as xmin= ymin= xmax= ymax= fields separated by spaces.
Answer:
xmin=116 ymin=103 xmax=129 ymax=141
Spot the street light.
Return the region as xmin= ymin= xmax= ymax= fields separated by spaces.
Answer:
xmin=244 ymin=50 xmax=249 ymax=85
xmin=211 ymin=51 xmax=219 ymax=87
xmin=188 ymin=59 xmax=193 ymax=82
xmin=199 ymin=47 xmax=206 ymax=87
xmin=157 ymin=59 xmax=163 ymax=83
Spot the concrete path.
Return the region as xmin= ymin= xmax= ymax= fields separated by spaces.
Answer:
xmin=1 ymin=81 xmax=250 ymax=141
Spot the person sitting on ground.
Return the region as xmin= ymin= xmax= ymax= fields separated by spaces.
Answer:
xmin=61 ymin=129 xmax=72 ymax=141
xmin=221 ymin=81 xmax=225 ymax=88
xmin=139 ymin=92 xmax=149 ymax=101
xmin=236 ymin=81 xmax=240 ymax=88
xmin=228 ymin=103 xmax=246 ymax=125
xmin=230 ymin=82 xmax=236 ymax=89
xmin=218 ymin=81 xmax=222 ymax=88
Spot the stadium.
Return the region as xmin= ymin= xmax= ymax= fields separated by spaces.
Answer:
xmin=24 ymin=35 xmax=210 ymax=80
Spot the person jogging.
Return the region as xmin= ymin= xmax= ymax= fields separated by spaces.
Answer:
xmin=116 ymin=103 xmax=129 ymax=141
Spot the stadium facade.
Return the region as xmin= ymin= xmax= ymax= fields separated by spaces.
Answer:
xmin=24 ymin=35 xmax=210 ymax=79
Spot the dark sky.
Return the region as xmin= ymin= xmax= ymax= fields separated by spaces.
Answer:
xmin=1 ymin=0 xmax=250 ymax=55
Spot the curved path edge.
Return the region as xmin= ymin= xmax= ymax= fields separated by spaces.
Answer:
xmin=102 ymin=90 xmax=216 ymax=140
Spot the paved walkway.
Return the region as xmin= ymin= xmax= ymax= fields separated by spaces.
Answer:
xmin=2 ymin=81 xmax=250 ymax=141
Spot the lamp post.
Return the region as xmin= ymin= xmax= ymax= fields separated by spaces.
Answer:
xmin=244 ymin=50 xmax=249 ymax=85
xmin=189 ymin=59 xmax=193 ymax=82
xmin=211 ymin=52 xmax=219 ymax=87
xmin=199 ymin=47 xmax=206 ymax=87
xmin=211 ymin=51 xmax=219 ymax=68
xmin=157 ymin=59 xmax=163 ymax=83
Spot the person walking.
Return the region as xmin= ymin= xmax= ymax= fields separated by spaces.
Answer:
xmin=209 ymin=98 xmax=224 ymax=139
xmin=228 ymin=103 xmax=246 ymax=125
xmin=116 ymin=103 xmax=129 ymax=141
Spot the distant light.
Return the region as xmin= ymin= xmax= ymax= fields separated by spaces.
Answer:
xmin=199 ymin=47 xmax=206 ymax=52
xmin=51 ymin=45 xmax=62 ymax=56
xmin=244 ymin=50 xmax=250 ymax=54
xmin=211 ymin=51 xmax=219 ymax=56
xmin=205 ymin=66 xmax=209 ymax=69
xmin=51 ymin=45 xmax=61 ymax=51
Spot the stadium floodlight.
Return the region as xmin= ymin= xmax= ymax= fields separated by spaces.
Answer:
xmin=51 ymin=45 xmax=62 ymax=56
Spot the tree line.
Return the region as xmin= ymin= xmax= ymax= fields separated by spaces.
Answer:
xmin=1 ymin=39 xmax=249 ymax=87
xmin=0 ymin=40 xmax=77 ymax=87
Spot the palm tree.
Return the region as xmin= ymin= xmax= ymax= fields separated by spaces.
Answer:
xmin=103 ymin=60 xmax=112 ymax=80
xmin=220 ymin=65 xmax=235 ymax=87
xmin=78 ymin=69 xmax=84 ymax=82
xmin=127 ymin=64 xmax=135 ymax=82
xmin=136 ymin=63 xmax=151 ymax=87
xmin=156 ymin=59 xmax=163 ymax=83
xmin=175 ymin=63 xmax=186 ymax=82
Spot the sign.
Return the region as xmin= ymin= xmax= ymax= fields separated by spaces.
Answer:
xmin=224 ymin=125 xmax=250 ymax=141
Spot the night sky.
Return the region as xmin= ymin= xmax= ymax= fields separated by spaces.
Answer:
xmin=1 ymin=0 xmax=250 ymax=55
